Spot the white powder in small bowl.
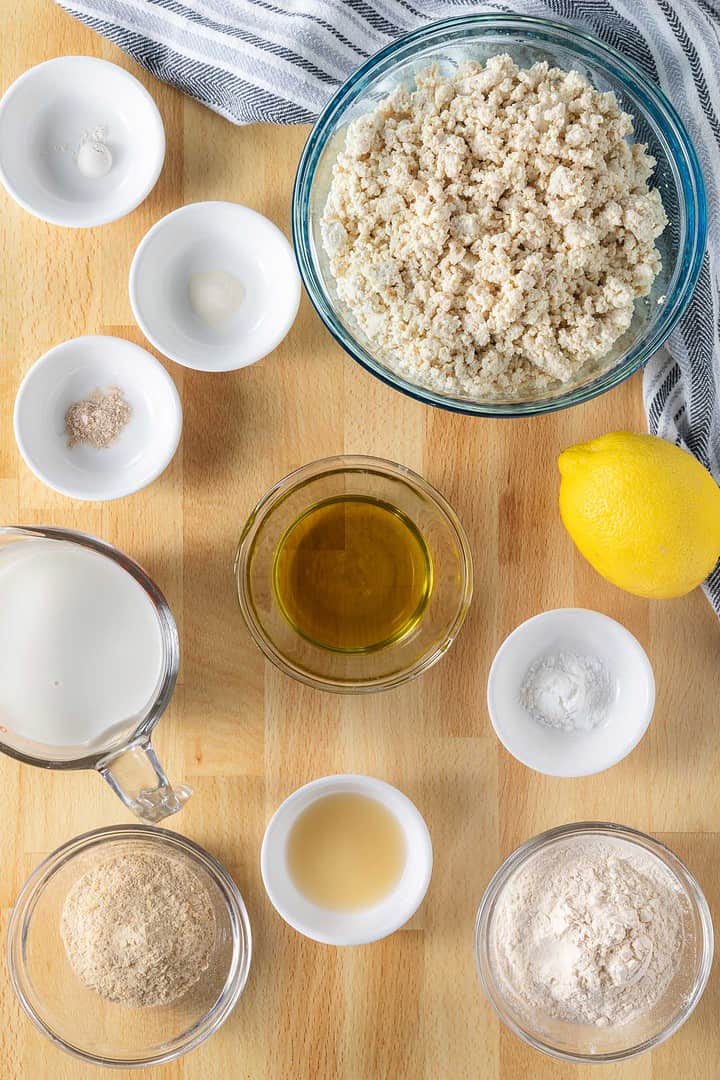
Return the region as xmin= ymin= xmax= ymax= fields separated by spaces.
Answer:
xmin=76 ymin=139 xmax=113 ymax=179
xmin=519 ymin=650 xmax=614 ymax=732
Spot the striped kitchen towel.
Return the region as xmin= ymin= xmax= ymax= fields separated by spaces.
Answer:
xmin=56 ymin=0 xmax=720 ymax=614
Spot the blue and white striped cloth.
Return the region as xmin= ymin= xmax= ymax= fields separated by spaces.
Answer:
xmin=56 ymin=0 xmax=720 ymax=614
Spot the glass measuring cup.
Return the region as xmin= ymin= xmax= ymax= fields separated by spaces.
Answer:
xmin=0 ymin=526 xmax=189 ymax=823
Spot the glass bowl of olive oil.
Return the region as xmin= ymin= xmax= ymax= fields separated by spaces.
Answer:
xmin=235 ymin=455 xmax=473 ymax=692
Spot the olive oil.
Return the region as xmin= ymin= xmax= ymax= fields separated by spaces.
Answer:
xmin=272 ymin=495 xmax=432 ymax=653
xmin=287 ymin=793 xmax=406 ymax=911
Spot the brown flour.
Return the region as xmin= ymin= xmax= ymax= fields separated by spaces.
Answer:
xmin=60 ymin=852 xmax=216 ymax=1007
xmin=65 ymin=386 xmax=131 ymax=449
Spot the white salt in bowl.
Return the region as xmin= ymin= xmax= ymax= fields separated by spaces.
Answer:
xmin=0 ymin=56 xmax=165 ymax=227
xmin=486 ymin=609 xmax=655 ymax=777
xmin=14 ymin=335 xmax=182 ymax=501
xmin=261 ymin=774 xmax=433 ymax=946
xmin=129 ymin=201 xmax=301 ymax=372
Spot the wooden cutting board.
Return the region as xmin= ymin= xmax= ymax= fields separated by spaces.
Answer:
xmin=1 ymin=4 xmax=718 ymax=1078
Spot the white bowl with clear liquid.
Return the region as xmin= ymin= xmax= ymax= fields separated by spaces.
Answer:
xmin=261 ymin=774 xmax=433 ymax=945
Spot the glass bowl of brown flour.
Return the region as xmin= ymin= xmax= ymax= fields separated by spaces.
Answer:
xmin=7 ymin=825 xmax=252 ymax=1067
xmin=474 ymin=822 xmax=713 ymax=1062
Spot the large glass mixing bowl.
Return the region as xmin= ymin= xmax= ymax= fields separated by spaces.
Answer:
xmin=293 ymin=15 xmax=706 ymax=417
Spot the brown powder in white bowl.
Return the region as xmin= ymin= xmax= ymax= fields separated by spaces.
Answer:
xmin=60 ymin=851 xmax=216 ymax=1007
xmin=65 ymin=386 xmax=132 ymax=449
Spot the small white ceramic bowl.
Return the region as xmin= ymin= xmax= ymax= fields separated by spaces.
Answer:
xmin=129 ymin=201 xmax=301 ymax=372
xmin=261 ymin=774 xmax=433 ymax=946
xmin=14 ymin=335 xmax=182 ymax=501
xmin=487 ymin=609 xmax=655 ymax=778
xmin=0 ymin=57 xmax=165 ymax=227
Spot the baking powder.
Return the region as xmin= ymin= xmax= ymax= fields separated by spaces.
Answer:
xmin=519 ymin=650 xmax=613 ymax=732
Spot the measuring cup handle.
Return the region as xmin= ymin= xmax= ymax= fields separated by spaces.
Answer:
xmin=98 ymin=739 xmax=192 ymax=824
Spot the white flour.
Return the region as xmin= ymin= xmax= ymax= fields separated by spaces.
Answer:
xmin=492 ymin=836 xmax=687 ymax=1027
xmin=519 ymin=651 xmax=613 ymax=732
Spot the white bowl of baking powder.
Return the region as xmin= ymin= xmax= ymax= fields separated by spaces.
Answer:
xmin=0 ymin=56 xmax=165 ymax=227
xmin=129 ymin=201 xmax=301 ymax=372
xmin=487 ymin=608 xmax=655 ymax=777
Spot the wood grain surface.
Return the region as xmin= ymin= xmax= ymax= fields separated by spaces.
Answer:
xmin=1 ymin=5 xmax=718 ymax=1078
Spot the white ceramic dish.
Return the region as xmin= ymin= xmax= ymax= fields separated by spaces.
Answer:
xmin=0 ymin=57 xmax=165 ymax=227
xmin=487 ymin=609 xmax=655 ymax=778
xmin=261 ymin=774 xmax=433 ymax=946
xmin=14 ymin=335 xmax=182 ymax=501
xmin=129 ymin=201 xmax=301 ymax=372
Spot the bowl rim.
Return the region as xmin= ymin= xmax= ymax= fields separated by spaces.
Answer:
xmin=0 ymin=56 xmax=166 ymax=229
xmin=292 ymin=13 xmax=708 ymax=418
xmin=128 ymin=200 xmax=302 ymax=372
xmin=473 ymin=820 xmax=715 ymax=1063
xmin=6 ymin=824 xmax=253 ymax=1068
xmin=234 ymin=453 xmax=474 ymax=693
xmin=486 ymin=608 xmax=656 ymax=777
xmin=260 ymin=773 xmax=433 ymax=945
xmin=12 ymin=334 xmax=183 ymax=502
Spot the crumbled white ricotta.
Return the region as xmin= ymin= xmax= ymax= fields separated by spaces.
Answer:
xmin=321 ymin=55 xmax=667 ymax=398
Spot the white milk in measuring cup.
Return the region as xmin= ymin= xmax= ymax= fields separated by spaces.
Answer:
xmin=0 ymin=529 xmax=189 ymax=822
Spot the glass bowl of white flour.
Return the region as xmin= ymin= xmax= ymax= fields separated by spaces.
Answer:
xmin=474 ymin=822 xmax=713 ymax=1062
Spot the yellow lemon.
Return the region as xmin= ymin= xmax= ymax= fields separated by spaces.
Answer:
xmin=558 ymin=432 xmax=720 ymax=598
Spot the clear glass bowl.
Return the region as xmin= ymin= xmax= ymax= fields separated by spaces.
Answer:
xmin=474 ymin=822 xmax=714 ymax=1063
xmin=7 ymin=826 xmax=252 ymax=1068
xmin=234 ymin=455 xmax=473 ymax=692
xmin=293 ymin=14 xmax=707 ymax=417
